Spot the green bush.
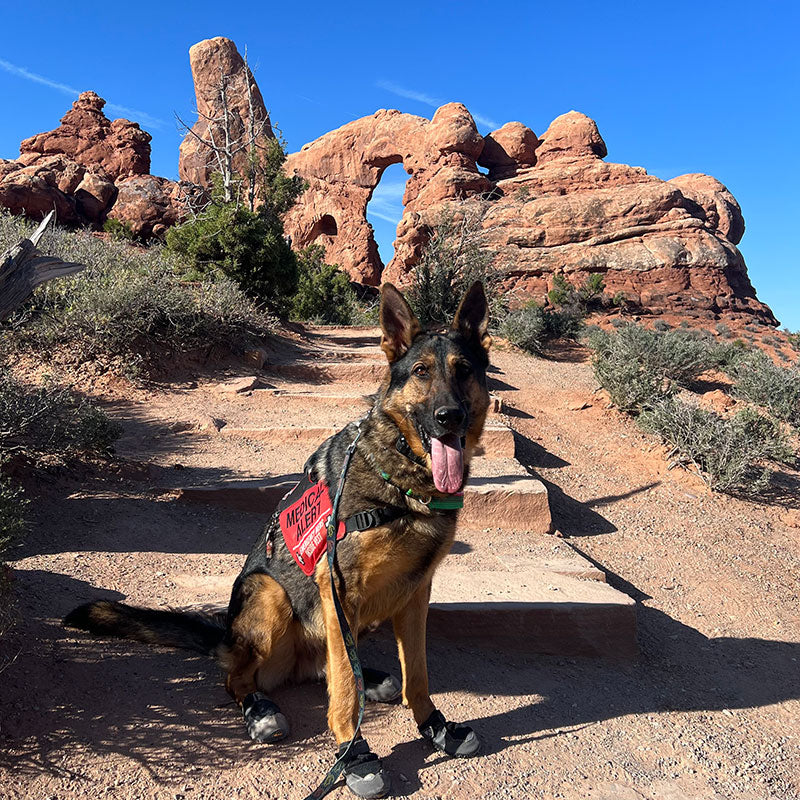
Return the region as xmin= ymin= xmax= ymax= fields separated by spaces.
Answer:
xmin=290 ymin=245 xmax=358 ymax=324
xmin=638 ymin=397 xmax=792 ymax=494
xmin=407 ymin=203 xmax=500 ymax=327
xmin=166 ymin=200 xmax=298 ymax=308
xmin=727 ymin=351 xmax=800 ymax=429
xmin=103 ymin=218 xmax=137 ymax=242
xmin=585 ymin=324 xmax=720 ymax=411
xmin=1 ymin=213 xmax=272 ymax=376
xmin=166 ymin=139 xmax=304 ymax=310
xmin=548 ymin=272 xmax=605 ymax=310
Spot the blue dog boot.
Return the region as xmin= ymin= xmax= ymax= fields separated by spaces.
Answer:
xmin=340 ymin=738 xmax=391 ymax=799
xmin=242 ymin=692 xmax=290 ymax=743
xmin=418 ymin=709 xmax=482 ymax=758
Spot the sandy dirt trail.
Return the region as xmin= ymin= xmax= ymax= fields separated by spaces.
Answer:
xmin=1 ymin=328 xmax=798 ymax=800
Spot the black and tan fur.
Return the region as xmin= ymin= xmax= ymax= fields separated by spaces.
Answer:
xmin=65 ymin=281 xmax=492 ymax=768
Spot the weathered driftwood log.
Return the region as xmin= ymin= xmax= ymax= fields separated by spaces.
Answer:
xmin=0 ymin=211 xmax=84 ymax=321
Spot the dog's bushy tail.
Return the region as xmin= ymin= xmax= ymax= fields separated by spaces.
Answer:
xmin=63 ymin=600 xmax=226 ymax=655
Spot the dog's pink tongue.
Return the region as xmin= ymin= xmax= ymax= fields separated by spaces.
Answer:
xmin=431 ymin=433 xmax=464 ymax=494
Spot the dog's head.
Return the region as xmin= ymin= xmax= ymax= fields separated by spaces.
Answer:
xmin=378 ymin=281 xmax=492 ymax=494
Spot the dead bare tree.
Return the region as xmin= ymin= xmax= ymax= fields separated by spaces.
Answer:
xmin=0 ymin=211 xmax=84 ymax=322
xmin=176 ymin=49 xmax=272 ymax=211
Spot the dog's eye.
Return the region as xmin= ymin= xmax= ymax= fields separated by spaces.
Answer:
xmin=413 ymin=363 xmax=429 ymax=378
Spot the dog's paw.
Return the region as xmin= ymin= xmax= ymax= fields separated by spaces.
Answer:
xmin=340 ymin=738 xmax=392 ymax=799
xmin=418 ymin=709 xmax=482 ymax=758
xmin=363 ymin=667 xmax=402 ymax=704
xmin=242 ymin=692 xmax=290 ymax=743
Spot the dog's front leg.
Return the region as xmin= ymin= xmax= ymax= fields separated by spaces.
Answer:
xmin=393 ymin=578 xmax=483 ymax=758
xmin=392 ymin=578 xmax=436 ymax=724
xmin=319 ymin=578 xmax=361 ymax=744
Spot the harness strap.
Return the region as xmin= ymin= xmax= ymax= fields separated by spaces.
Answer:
xmin=343 ymin=505 xmax=406 ymax=533
xmin=304 ymin=421 xmax=368 ymax=800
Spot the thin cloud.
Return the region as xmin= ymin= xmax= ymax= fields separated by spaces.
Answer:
xmin=0 ymin=58 xmax=165 ymax=129
xmin=376 ymin=80 xmax=498 ymax=130
xmin=376 ymin=80 xmax=443 ymax=108
xmin=470 ymin=111 xmax=499 ymax=130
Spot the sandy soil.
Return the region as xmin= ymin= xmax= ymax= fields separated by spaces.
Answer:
xmin=1 ymin=328 xmax=798 ymax=800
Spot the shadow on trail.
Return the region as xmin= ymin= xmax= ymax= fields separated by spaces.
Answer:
xmin=3 ymin=564 xmax=798 ymax=786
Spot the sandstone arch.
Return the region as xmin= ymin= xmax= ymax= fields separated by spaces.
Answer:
xmin=283 ymin=105 xmax=490 ymax=285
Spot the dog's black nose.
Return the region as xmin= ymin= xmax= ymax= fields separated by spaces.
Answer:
xmin=434 ymin=406 xmax=465 ymax=427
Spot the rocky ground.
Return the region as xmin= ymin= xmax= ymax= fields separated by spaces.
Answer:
xmin=0 ymin=327 xmax=798 ymax=800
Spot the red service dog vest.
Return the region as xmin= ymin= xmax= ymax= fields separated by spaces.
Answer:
xmin=278 ymin=474 xmax=346 ymax=576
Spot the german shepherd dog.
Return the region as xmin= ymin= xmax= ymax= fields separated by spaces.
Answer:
xmin=65 ymin=281 xmax=492 ymax=798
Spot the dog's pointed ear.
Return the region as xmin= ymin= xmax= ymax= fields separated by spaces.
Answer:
xmin=452 ymin=281 xmax=492 ymax=356
xmin=380 ymin=283 xmax=422 ymax=362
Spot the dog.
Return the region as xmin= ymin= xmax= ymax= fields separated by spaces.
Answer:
xmin=65 ymin=280 xmax=492 ymax=799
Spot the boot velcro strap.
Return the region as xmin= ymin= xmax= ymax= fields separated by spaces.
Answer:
xmin=338 ymin=738 xmax=380 ymax=777
xmin=419 ymin=709 xmax=470 ymax=752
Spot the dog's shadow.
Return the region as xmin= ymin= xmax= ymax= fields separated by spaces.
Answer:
xmin=5 ymin=568 xmax=800 ymax=792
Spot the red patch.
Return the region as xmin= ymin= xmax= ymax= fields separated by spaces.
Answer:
xmin=278 ymin=474 xmax=345 ymax=576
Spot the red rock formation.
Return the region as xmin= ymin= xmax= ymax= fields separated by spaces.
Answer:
xmin=288 ymin=104 xmax=775 ymax=324
xmin=19 ymin=91 xmax=151 ymax=181
xmin=178 ymin=37 xmax=274 ymax=188
xmin=283 ymin=103 xmax=491 ymax=284
xmin=1 ymin=92 xmax=188 ymax=236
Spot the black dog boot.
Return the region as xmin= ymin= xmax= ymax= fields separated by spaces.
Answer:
xmin=242 ymin=692 xmax=290 ymax=743
xmin=418 ymin=709 xmax=482 ymax=758
xmin=340 ymin=738 xmax=391 ymax=799
xmin=363 ymin=667 xmax=402 ymax=704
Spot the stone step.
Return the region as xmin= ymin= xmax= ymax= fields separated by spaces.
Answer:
xmin=428 ymin=566 xmax=637 ymax=659
xmin=218 ymin=423 xmax=515 ymax=459
xmin=267 ymin=361 xmax=388 ymax=383
xmin=167 ymin=558 xmax=632 ymax=659
xmin=244 ymin=390 xmax=505 ymax=415
xmin=174 ymin=459 xmax=551 ymax=534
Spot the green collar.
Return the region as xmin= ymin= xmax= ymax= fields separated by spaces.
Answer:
xmin=379 ymin=471 xmax=464 ymax=511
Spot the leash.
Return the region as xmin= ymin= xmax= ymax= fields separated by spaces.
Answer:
xmin=304 ymin=418 xmax=369 ymax=800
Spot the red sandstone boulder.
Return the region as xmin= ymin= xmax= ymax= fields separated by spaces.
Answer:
xmin=478 ymin=122 xmax=539 ymax=181
xmin=178 ymin=37 xmax=274 ymax=188
xmin=0 ymin=159 xmax=79 ymax=223
xmin=535 ymin=111 xmax=607 ymax=163
xmin=107 ymin=175 xmax=187 ymax=239
xmin=19 ymin=91 xmax=151 ymax=181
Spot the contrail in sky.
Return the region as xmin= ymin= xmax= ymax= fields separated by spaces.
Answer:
xmin=376 ymin=80 xmax=499 ymax=130
xmin=0 ymin=58 xmax=165 ymax=130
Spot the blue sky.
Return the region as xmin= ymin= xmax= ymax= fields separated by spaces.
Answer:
xmin=1 ymin=1 xmax=798 ymax=328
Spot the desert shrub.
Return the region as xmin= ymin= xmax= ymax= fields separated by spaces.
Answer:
xmin=653 ymin=320 xmax=672 ymax=332
xmin=0 ymin=472 xmax=26 ymax=558
xmin=501 ymin=301 xmax=586 ymax=355
xmin=290 ymin=245 xmax=358 ymax=325
xmin=166 ymin=199 xmax=298 ymax=309
xmin=103 ymin=218 xmax=137 ymax=242
xmin=1 ymin=214 xmax=272 ymax=376
xmin=500 ymin=304 xmax=547 ymax=354
xmin=407 ymin=202 xmax=500 ymax=327
xmin=0 ymin=369 xmax=121 ymax=460
xmin=727 ymin=351 xmax=800 ymax=429
xmin=639 ymin=397 xmax=792 ymax=494
xmin=548 ymin=272 xmax=605 ymax=310
xmin=786 ymin=330 xmax=800 ymax=352
xmin=586 ymin=324 xmax=718 ymax=411
xmin=715 ymin=322 xmax=732 ymax=338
